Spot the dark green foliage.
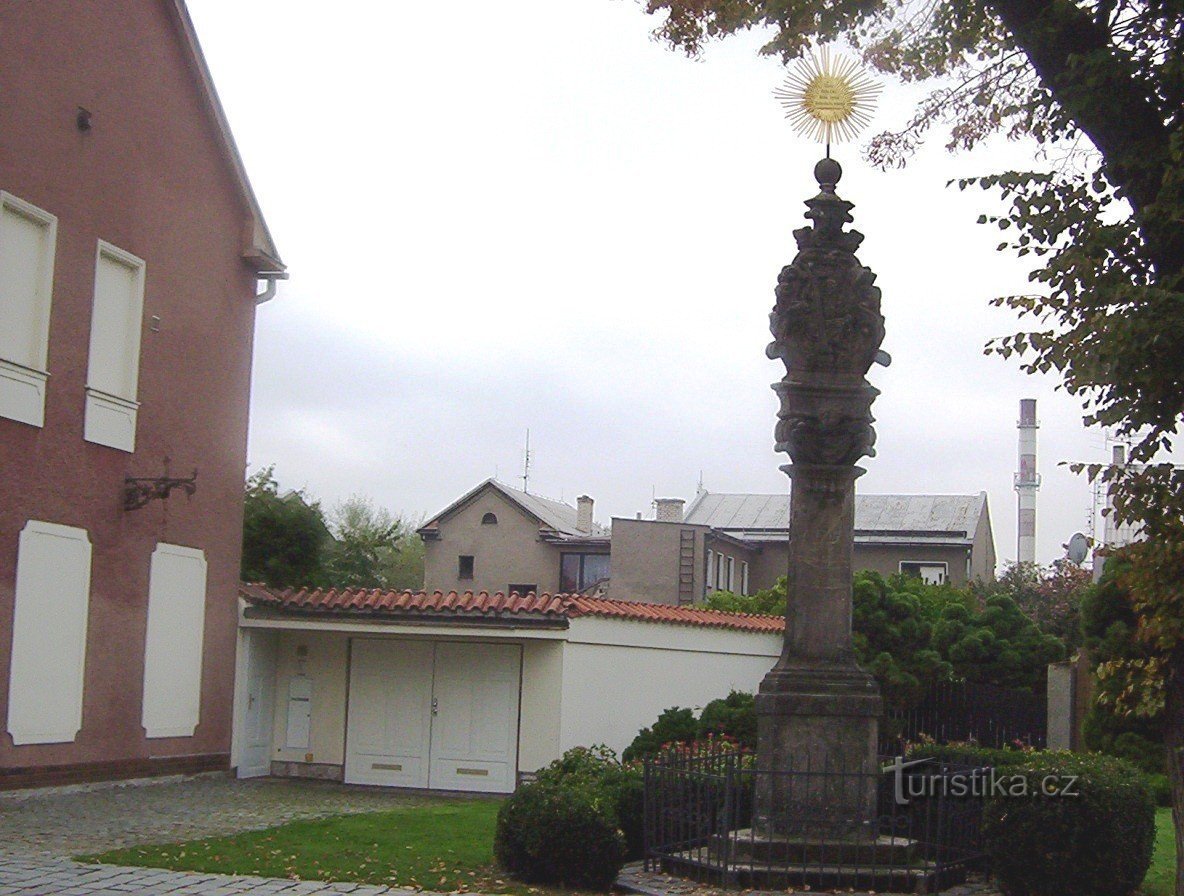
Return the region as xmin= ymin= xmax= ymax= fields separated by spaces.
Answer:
xmin=621 ymin=707 xmax=698 ymax=762
xmin=1080 ymin=557 xmax=1166 ymax=773
xmin=982 ymin=753 xmax=1155 ymax=896
xmin=852 ymin=571 xmax=955 ymax=710
xmin=494 ymin=777 xmax=625 ymax=890
xmin=932 ymin=594 xmax=1064 ymax=691
xmin=241 ymin=466 xmax=331 ymax=588
xmin=698 ymin=691 xmax=757 ymax=749
xmin=905 ymin=741 xmax=1035 ymax=768
xmin=703 ymin=579 xmax=786 ymax=615
xmin=241 ymin=469 xmax=424 ymax=591
xmin=623 ymin=694 xmax=758 ymax=762
xmin=324 ymin=496 xmax=424 ymax=590
xmin=532 ymin=745 xmax=645 ymax=860
xmin=704 ymin=572 xmax=1063 ymax=713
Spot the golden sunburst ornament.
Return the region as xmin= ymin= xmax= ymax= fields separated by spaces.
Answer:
xmin=774 ymin=47 xmax=881 ymax=148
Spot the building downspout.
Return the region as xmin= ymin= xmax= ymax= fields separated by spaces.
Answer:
xmin=255 ymin=271 xmax=289 ymax=305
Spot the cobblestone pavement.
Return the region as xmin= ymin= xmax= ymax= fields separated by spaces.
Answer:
xmin=0 ymin=774 xmax=427 ymax=895
xmin=0 ymin=775 xmax=419 ymax=859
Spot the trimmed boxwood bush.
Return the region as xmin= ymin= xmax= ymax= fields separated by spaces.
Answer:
xmin=981 ymin=753 xmax=1154 ymax=896
xmin=533 ymin=745 xmax=644 ymax=860
xmin=494 ymin=777 xmax=625 ymax=890
xmin=494 ymin=746 xmax=640 ymax=889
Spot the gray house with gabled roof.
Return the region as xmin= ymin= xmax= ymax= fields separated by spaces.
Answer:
xmin=418 ymin=479 xmax=610 ymax=596
xmin=418 ymin=480 xmax=995 ymax=606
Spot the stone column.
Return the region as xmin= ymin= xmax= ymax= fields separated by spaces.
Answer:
xmin=753 ymin=157 xmax=885 ymax=840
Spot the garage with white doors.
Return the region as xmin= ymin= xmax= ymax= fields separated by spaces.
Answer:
xmin=233 ymin=585 xmax=782 ymax=792
xmin=345 ymin=639 xmax=521 ymax=792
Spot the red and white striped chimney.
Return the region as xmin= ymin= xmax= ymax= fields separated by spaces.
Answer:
xmin=1015 ymin=399 xmax=1040 ymax=564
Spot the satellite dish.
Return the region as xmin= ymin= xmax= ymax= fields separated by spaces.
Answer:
xmin=1066 ymin=532 xmax=1089 ymax=565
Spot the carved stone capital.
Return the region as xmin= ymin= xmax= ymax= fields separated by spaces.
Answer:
xmin=772 ymin=380 xmax=879 ymax=467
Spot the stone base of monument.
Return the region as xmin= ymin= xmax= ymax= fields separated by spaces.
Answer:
xmin=665 ymin=831 xmax=957 ymax=894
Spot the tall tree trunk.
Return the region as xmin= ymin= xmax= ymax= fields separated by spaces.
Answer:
xmin=1165 ymin=648 xmax=1184 ymax=896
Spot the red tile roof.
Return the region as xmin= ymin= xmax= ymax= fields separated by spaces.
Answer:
xmin=239 ymin=583 xmax=784 ymax=634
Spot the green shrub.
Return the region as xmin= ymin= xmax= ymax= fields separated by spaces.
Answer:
xmin=698 ymin=691 xmax=757 ymax=749
xmin=981 ymin=753 xmax=1154 ymax=896
xmin=905 ymin=741 xmax=1035 ymax=768
xmin=494 ymin=777 xmax=625 ymax=890
xmin=1146 ymin=772 xmax=1173 ymax=807
xmin=533 ymin=745 xmax=644 ymax=860
xmin=622 ymin=706 xmax=698 ymax=762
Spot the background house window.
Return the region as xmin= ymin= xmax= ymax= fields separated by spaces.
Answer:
xmin=0 ymin=192 xmax=57 ymax=427
xmin=715 ymin=553 xmax=725 ymax=590
xmin=726 ymin=556 xmax=735 ymax=592
xmin=458 ymin=555 xmax=474 ymax=579
xmin=706 ymin=550 xmax=714 ymax=592
xmin=560 ymin=552 xmax=610 ymax=592
xmin=899 ymin=561 xmax=948 ymax=585
xmin=84 ymin=240 xmax=146 ymax=452
xmin=508 ymin=583 xmax=537 ymax=596
xmin=741 ymin=561 xmax=749 ymax=596
xmin=481 ymin=512 xmax=498 ymax=525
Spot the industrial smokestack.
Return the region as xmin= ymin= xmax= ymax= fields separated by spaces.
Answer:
xmin=1015 ymin=398 xmax=1040 ymax=564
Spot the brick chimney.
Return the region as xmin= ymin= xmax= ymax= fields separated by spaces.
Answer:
xmin=576 ymin=495 xmax=594 ymax=533
xmin=655 ymin=498 xmax=685 ymax=523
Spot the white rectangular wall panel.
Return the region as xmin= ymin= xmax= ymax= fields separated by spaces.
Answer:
xmin=0 ymin=193 xmax=57 ymax=427
xmin=6 ymin=521 xmax=92 ymax=745
xmin=142 ymin=544 xmax=207 ymax=738
xmin=84 ymin=241 xmax=144 ymax=451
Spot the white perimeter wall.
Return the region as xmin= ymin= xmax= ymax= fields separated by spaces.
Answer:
xmin=558 ymin=618 xmax=781 ymax=758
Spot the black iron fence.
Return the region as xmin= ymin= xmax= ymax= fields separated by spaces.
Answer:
xmin=883 ymin=679 xmax=1047 ymax=752
xmin=644 ymin=743 xmax=988 ymax=893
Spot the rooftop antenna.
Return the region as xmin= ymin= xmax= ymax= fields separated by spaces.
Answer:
xmin=521 ymin=429 xmax=531 ymax=493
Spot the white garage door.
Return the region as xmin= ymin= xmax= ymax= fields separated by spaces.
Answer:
xmin=344 ymin=639 xmax=521 ymax=793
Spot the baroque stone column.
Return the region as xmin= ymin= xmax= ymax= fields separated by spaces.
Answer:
xmin=753 ymin=157 xmax=885 ymax=839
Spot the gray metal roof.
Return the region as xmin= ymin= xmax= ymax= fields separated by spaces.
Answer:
xmin=685 ymin=491 xmax=987 ymax=545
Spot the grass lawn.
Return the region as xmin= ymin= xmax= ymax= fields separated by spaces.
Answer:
xmin=1143 ymin=808 xmax=1177 ymax=896
xmin=81 ymin=797 xmax=563 ymax=896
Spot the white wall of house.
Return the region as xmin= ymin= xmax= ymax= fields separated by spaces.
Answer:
xmin=519 ymin=640 xmax=564 ymax=772
xmin=557 ymin=618 xmax=780 ymax=758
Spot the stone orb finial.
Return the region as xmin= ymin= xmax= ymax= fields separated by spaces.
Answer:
xmin=814 ymin=157 xmax=842 ymax=189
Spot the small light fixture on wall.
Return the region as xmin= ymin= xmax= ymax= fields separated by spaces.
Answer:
xmin=123 ymin=457 xmax=197 ymax=511
xmin=76 ymin=107 xmax=92 ymax=131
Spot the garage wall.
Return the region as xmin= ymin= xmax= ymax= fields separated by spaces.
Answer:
xmin=558 ymin=619 xmax=780 ymax=757
xmin=519 ymin=640 xmax=563 ymax=773
xmin=270 ymin=631 xmax=348 ymax=769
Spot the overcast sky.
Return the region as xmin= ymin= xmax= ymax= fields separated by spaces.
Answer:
xmin=189 ymin=0 xmax=1164 ymax=569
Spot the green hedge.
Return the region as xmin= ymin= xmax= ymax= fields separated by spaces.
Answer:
xmin=622 ymin=692 xmax=756 ymax=762
xmin=494 ymin=746 xmax=641 ymax=890
xmin=981 ymin=753 xmax=1155 ymax=896
xmin=494 ymin=778 xmax=625 ymax=890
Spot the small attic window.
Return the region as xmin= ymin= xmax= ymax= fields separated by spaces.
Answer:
xmin=481 ymin=512 xmax=498 ymax=525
